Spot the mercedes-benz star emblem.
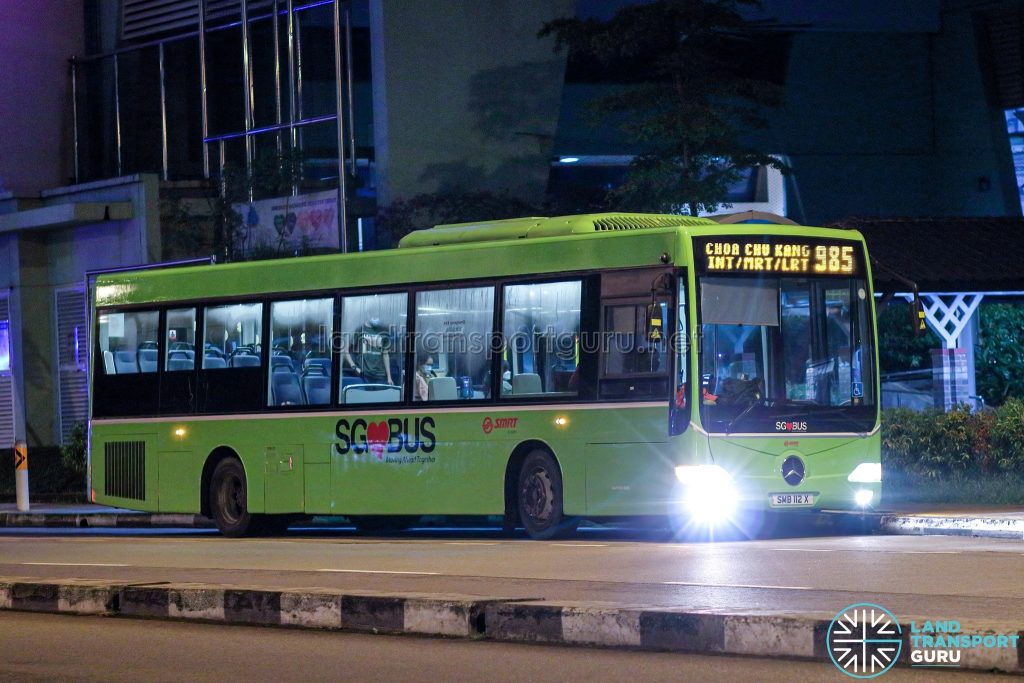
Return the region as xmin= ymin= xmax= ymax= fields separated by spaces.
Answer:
xmin=781 ymin=455 xmax=805 ymax=486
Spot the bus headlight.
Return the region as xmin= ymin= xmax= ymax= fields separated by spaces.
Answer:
xmin=675 ymin=465 xmax=737 ymax=522
xmin=854 ymin=489 xmax=874 ymax=507
xmin=847 ymin=462 xmax=881 ymax=483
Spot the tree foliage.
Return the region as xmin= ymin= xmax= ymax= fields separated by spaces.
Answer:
xmin=375 ymin=190 xmax=543 ymax=247
xmin=976 ymin=303 xmax=1024 ymax=406
xmin=540 ymin=0 xmax=787 ymax=216
xmin=876 ymin=301 xmax=940 ymax=374
xmin=160 ymin=149 xmax=320 ymax=262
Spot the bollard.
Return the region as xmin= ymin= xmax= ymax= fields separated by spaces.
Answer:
xmin=14 ymin=439 xmax=29 ymax=512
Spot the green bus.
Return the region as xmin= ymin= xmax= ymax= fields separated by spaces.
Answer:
xmin=89 ymin=213 xmax=881 ymax=539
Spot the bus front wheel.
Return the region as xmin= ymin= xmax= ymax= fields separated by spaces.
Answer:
xmin=210 ymin=458 xmax=253 ymax=537
xmin=517 ymin=450 xmax=572 ymax=540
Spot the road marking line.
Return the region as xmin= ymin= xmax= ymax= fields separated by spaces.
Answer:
xmin=22 ymin=562 xmax=130 ymax=567
xmin=551 ymin=543 xmax=608 ymax=547
xmin=315 ymin=569 xmax=440 ymax=575
xmin=899 ymin=551 xmax=961 ymax=554
xmin=443 ymin=542 xmax=500 ymax=545
xmin=769 ymin=548 xmax=834 ymax=552
xmin=662 ymin=581 xmax=815 ymax=590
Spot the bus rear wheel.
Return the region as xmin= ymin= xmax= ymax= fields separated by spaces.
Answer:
xmin=517 ymin=450 xmax=573 ymax=540
xmin=210 ymin=458 xmax=253 ymax=537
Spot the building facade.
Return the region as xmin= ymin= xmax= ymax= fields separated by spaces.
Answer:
xmin=2 ymin=0 xmax=1023 ymax=448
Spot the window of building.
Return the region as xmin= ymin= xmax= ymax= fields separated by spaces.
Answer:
xmin=269 ymin=298 xmax=334 ymax=407
xmin=202 ymin=303 xmax=263 ymax=369
xmin=339 ymin=292 xmax=406 ymax=404
xmin=0 ymin=319 xmax=9 ymax=375
xmin=0 ymin=298 xmax=14 ymax=450
xmin=414 ymin=287 xmax=494 ymax=402
xmin=165 ymin=307 xmax=196 ymax=371
xmin=502 ymin=280 xmax=581 ymax=398
xmin=98 ymin=310 xmax=160 ymax=374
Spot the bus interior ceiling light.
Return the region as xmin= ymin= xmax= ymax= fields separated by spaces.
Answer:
xmin=675 ymin=465 xmax=737 ymax=521
xmin=847 ymin=462 xmax=881 ymax=483
xmin=854 ymin=489 xmax=874 ymax=507
xmin=559 ymin=157 xmax=580 ymax=164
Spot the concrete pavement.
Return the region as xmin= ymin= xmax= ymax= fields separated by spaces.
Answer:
xmin=8 ymin=611 xmax=1008 ymax=683
xmin=0 ymin=531 xmax=1023 ymax=675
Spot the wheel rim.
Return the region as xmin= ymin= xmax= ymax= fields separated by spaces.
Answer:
xmin=217 ymin=471 xmax=245 ymax=525
xmin=521 ymin=466 xmax=554 ymax=526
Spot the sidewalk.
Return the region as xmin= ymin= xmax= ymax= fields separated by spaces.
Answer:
xmin=1 ymin=576 xmax=1022 ymax=675
xmin=876 ymin=504 xmax=1024 ymax=540
xmin=0 ymin=503 xmax=210 ymax=529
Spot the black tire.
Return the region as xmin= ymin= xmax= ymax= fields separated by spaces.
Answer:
xmin=517 ymin=450 xmax=573 ymax=540
xmin=210 ymin=458 xmax=253 ymax=537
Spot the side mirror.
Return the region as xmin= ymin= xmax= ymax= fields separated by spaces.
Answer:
xmin=646 ymin=303 xmax=664 ymax=342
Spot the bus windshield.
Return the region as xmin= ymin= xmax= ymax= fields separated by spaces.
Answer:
xmin=698 ymin=275 xmax=876 ymax=434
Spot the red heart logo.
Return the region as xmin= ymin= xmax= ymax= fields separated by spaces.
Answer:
xmin=366 ymin=420 xmax=389 ymax=459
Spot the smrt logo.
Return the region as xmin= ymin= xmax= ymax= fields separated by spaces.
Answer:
xmin=482 ymin=416 xmax=518 ymax=434
xmin=776 ymin=421 xmax=808 ymax=432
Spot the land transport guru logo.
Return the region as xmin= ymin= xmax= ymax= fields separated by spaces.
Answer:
xmin=827 ymin=603 xmax=902 ymax=678
xmin=827 ymin=602 xmax=1021 ymax=677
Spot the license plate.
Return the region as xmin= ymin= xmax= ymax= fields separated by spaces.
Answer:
xmin=770 ymin=493 xmax=815 ymax=507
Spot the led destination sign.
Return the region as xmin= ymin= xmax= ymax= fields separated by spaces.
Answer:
xmin=695 ymin=236 xmax=863 ymax=276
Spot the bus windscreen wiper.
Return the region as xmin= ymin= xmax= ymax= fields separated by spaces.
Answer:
xmin=725 ymin=398 xmax=762 ymax=435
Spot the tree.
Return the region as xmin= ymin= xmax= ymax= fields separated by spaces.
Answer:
xmin=540 ymin=0 xmax=787 ymax=216
xmin=375 ymin=190 xmax=543 ymax=247
xmin=160 ymin=149 xmax=317 ymax=262
xmin=876 ymin=301 xmax=940 ymax=375
xmin=976 ymin=303 xmax=1024 ymax=406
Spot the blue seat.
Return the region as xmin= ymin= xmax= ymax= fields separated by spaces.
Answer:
xmin=167 ymin=350 xmax=194 ymax=371
xmin=303 ymin=374 xmax=331 ymax=405
xmin=203 ymin=355 xmax=227 ymax=369
xmin=113 ymin=350 xmax=138 ymax=374
xmin=272 ymin=372 xmax=304 ymax=406
xmin=304 ymin=357 xmax=331 ymax=375
xmin=231 ymin=353 xmax=261 ymax=368
xmin=341 ymin=374 xmax=364 ymax=390
xmin=271 ymin=355 xmax=294 ymax=373
xmin=138 ymin=348 xmax=158 ymax=373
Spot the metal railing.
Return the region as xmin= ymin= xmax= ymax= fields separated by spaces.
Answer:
xmin=69 ymin=0 xmax=354 ymax=252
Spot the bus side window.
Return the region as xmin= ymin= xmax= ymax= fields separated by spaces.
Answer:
xmin=164 ymin=307 xmax=196 ymax=372
xmin=339 ymin=292 xmax=407 ymax=404
xmin=501 ymin=280 xmax=582 ymax=398
xmin=268 ymin=298 xmax=333 ymax=407
xmin=98 ymin=310 xmax=160 ymax=375
xmin=414 ymin=286 xmax=494 ymax=402
xmin=202 ymin=303 xmax=263 ymax=369
xmin=93 ymin=308 xmax=160 ymax=418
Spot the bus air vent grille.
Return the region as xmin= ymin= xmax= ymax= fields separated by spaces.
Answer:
xmin=592 ymin=216 xmax=697 ymax=231
xmin=104 ymin=441 xmax=146 ymax=501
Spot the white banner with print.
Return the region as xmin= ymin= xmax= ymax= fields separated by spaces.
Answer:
xmin=234 ymin=189 xmax=340 ymax=253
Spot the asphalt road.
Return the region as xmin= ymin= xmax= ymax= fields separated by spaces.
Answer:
xmin=0 ymin=527 xmax=1022 ymax=623
xmin=0 ymin=611 xmax=1016 ymax=683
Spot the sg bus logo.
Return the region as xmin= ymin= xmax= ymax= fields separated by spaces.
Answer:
xmin=335 ymin=417 xmax=436 ymax=459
